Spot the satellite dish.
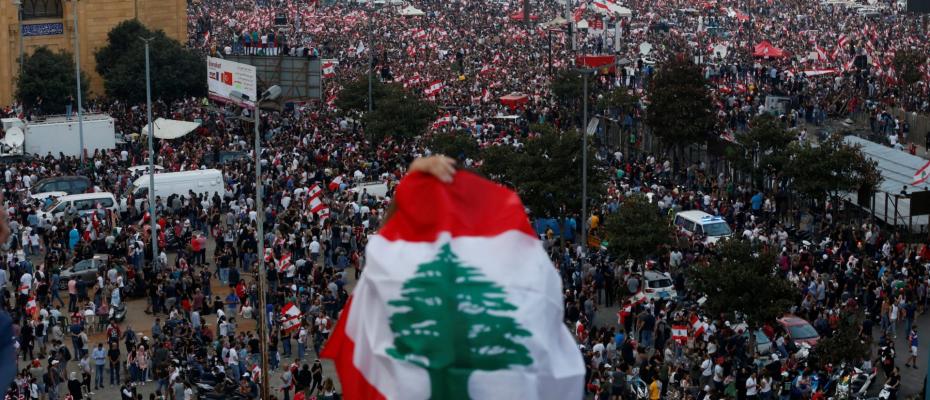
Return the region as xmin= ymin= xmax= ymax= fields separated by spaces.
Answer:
xmin=2 ymin=127 xmax=24 ymax=148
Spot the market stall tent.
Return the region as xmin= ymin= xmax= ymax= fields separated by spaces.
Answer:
xmin=399 ymin=5 xmax=425 ymax=16
xmin=499 ymin=93 xmax=529 ymax=110
xmin=142 ymin=118 xmax=202 ymax=140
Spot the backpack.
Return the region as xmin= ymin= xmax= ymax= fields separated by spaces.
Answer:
xmin=61 ymin=346 xmax=72 ymax=362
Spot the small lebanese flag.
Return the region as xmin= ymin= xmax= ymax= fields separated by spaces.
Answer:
xmin=322 ymin=171 xmax=584 ymax=400
xmin=431 ymin=113 xmax=452 ymax=129
xmin=280 ymin=302 xmax=303 ymax=335
xmin=329 ymin=175 xmax=344 ymax=192
xmin=690 ymin=315 xmax=706 ymax=338
xmin=913 ymin=160 xmax=930 ymax=186
xmin=323 ymin=61 xmax=336 ymax=79
xmin=306 ymin=184 xmax=322 ymax=200
xmin=317 ymin=207 xmax=331 ymax=222
xmin=277 ymin=252 xmax=293 ymax=274
xmin=672 ymin=325 xmax=688 ymax=344
xmin=25 ymin=296 xmax=37 ymax=317
xmin=424 ymin=80 xmax=445 ymax=97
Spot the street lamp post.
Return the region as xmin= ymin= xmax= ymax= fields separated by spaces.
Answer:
xmin=251 ymin=85 xmax=281 ymax=400
xmin=367 ymin=3 xmax=375 ymax=113
xmin=72 ymin=0 xmax=84 ymax=164
xmin=576 ymin=68 xmax=595 ymax=256
xmin=142 ymin=37 xmax=158 ymax=268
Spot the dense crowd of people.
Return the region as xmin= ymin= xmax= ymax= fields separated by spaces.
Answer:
xmin=0 ymin=0 xmax=927 ymax=399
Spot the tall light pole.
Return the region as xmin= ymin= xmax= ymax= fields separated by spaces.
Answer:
xmin=577 ymin=68 xmax=595 ymax=256
xmin=252 ymin=85 xmax=281 ymax=400
xmin=367 ymin=3 xmax=374 ymax=113
xmin=142 ymin=36 xmax=158 ymax=267
xmin=72 ymin=0 xmax=84 ymax=164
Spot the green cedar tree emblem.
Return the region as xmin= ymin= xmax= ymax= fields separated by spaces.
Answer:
xmin=386 ymin=243 xmax=533 ymax=400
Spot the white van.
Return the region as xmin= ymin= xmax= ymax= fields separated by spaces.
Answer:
xmin=40 ymin=192 xmax=118 ymax=222
xmin=123 ymin=169 xmax=224 ymax=211
xmin=673 ymin=210 xmax=732 ymax=244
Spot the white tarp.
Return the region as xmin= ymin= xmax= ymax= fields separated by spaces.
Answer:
xmin=143 ymin=118 xmax=202 ymax=140
xmin=399 ymin=5 xmax=425 ymax=16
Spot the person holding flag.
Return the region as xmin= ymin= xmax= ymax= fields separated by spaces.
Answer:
xmin=322 ymin=156 xmax=584 ymax=400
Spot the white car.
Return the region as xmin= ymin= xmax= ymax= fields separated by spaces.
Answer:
xmin=640 ymin=270 xmax=677 ymax=302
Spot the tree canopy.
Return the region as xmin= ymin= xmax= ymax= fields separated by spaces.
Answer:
xmin=550 ymin=69 xmax=584 ymax=107
xmin=336 ymin=76 xmax=436 ymax=143
xmin=426 ymin=132 xmax=480 ymax=161
xmin=727 ymin=114 xmax=796 ymax=186
xmin=812 ymin=312 xmax=871 ymax=369
xmin=480 ymin=124 xmax=605 ymax=218
xmin=784 ymin=134 xmax=881 ymax=203
xmin=95 ymin=20 xmax=206 ymax=104
xmin=690 ymin=239 xmax=798 ymax=327
xmin=646 ymin=56 xmax=717 ymax=160
xmin=603 ymin=194 xmax=673 ymax=262
xmin=16 ymin=47 xmax=89 ymax=114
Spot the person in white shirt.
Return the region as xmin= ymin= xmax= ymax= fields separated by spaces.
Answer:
xmin=745 ymin=371 xmax=758 ymax=399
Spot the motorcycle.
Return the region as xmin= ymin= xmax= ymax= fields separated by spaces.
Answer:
xmin=108 ymin=301 xmax=127 ymax=322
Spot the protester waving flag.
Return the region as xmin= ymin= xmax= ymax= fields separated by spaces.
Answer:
xmin=322 ymin=168 xmax=584 ymax=400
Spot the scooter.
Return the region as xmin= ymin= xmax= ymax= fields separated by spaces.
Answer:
xmin=878 ymin=384 xmax=893 ymax=400
xmin=108 ymin=302 xmax=126 ymax=322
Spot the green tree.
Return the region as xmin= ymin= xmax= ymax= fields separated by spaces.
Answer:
xmin=427 ymin=132 xmax=480 ymax=161
xmin=550 ymin=69 xmax=583 ymax=107
xmin=892 ymin=49 xmax=926 ymax=86
xmin=387 ymin=244 xmax=532 ymax=400
xmin=479 ymin=124 xmax=605 ymax=218
xmin=784 ymin=134 xmax=881 ymax=205
xmin=812 ymin=312 xmax=870 ymax=369
xmin=95 ymin=20 xmax=206 ymax=104
xmin=597 ymin=87 xmax=639 ymax=114
xmin=336 ymin=77 xmax=436 ymax=143
xmin=603 ymin=194 xmax=673 ymax=262
xmin=15 ymin=47 xmax=89 ymax=114
xmin=726 ymin=114 xmax=795 ymax=187
xmin=690 ymin=239 xmax=798 ymax=328
xmin=646 ymin=56 xmax=717 ymax=168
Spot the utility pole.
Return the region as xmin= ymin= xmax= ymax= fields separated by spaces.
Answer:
xmin=251 ymin=85 xmax=280 ymax=400
xmin=142 ymin=37 xmax=158 ymax=268
xmin=73 ymin=0 xmax=84 ymax=164
xmin=367 ymin=3 xmax=373 ymax=113
xmin=581 ymin=71 xmax=588 ymax=256
xmin=548 ymin=29 xmax=553 ymax=75
xmin=523 ymin=0 xmax=530 ymax=27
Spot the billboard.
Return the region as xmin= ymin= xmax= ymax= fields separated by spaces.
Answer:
xmin=207 ymin=57 xmax=257 ymax=108
xmin=224 ymin=55 xmax=322 ymax=102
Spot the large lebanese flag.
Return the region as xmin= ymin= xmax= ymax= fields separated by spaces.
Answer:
xmin=322 ymin=171 xmax=584 ymax=400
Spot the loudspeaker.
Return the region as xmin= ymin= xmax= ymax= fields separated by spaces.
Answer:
xmin=908 ymin=0 xmax=930 ymax=13
xmin=275 ymin=13 xmax=287 ymax=26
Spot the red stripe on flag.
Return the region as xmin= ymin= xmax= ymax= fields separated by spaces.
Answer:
xmin=321 ymin=297 xmax=387 ymax=400
xmin=378 ymin=171 xmax=536 ymax=242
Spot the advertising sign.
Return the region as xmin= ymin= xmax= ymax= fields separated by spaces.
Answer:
xmin=207 ymin=57 xmax=257 ymax=109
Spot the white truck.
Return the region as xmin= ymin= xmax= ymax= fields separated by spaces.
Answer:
xmin=0 ymin=114 xmax=116 ymax=158
xmin=121 ymin=169 xmax=225 ymax=211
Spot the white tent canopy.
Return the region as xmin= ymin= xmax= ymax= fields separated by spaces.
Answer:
xmin=399 ymin=5 xmax=425 ymax=16
xmin=142 ymin=118 xmax=201 ymax=140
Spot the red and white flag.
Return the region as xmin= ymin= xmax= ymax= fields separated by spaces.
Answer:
xmin=814 ymin=46 xmax=828 ymax=63
xmin=329 ymin=175 xmax=344 ymax=192
xmin=277 ymin=252 xmax=293 ymax=274
xmin=672 ymin=325 xmax=688 ymax=343
xmin=307 ymin=184 xmax=322 ymax=200
xmin=690 ymin=315 xmax=706 ymax=338
xmin=424 ymin=80 xmax=445 ymax=97
xmin=309 ymin=196 xmax=328 ymax=214
xmin=280 ymin=302 xmax=303 ymax=335
xmin=25 ymin=296 xmax=37 ymax=317
xmin=322 ymin=171 xmax=584 ymax=400
xmin=432 ymin=114 xmax=452 ymax=129
xmin=323 ymin=61 xmax=336 ymax=78
xmin=913 ymin=160 xmax=930 ymax=186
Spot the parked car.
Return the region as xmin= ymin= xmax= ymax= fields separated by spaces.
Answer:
xmin=58 ymin=254 xmax=110 ymax=290
xmin=33 ymin=175 xmax=92 ymax=196
xmin=778 ymin=315 xmax=820 ymax=347
xmin=639 ymin=270 xmax=678 ymax=302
